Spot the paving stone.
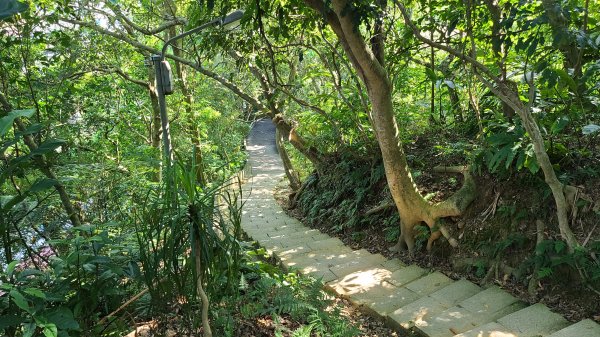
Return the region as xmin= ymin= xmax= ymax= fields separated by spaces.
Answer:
xmin=388 ymin=277 xmax=471 ymax=329
xmin=388 ymin=295 xmax=449 ymax=329
xmin=428 ymin=279 xmax=481 ymax=306
xmin=368 ymin=287 xmax=420 ymax=316
xmin=306 ymin=269 xmax=339 ymax=283
xmin=387 ymin=265 xmax=427 ymax=287
xmin=497 ymin=303 xmax=569 ymax=336
xmin=455 ymin=322 xmax=517 ymax=337
xmin=416 ymin=306 xmax=491 ymax=337
xmin=404 ymin=272 xmax=453 ymax=296
xmin=282 ymin=254 xmax=323 ymax=271
xmin=380 ymin=258 xmax=406 ymax=272
xmin=327 ymin=266 xmax=395 ymax=296
xmin=306 ymin=237 xmax=346 ymax=251
xmin=547 ymin=319 xmax=600 ymax=337
xmin=267 ymin=229 xmax=326 ymax=240
xmin=459 ymin=286 xmax=522 ymax=315
xmin=313 ymin=248 xmax=371 ymax=262
xmin=263 ymin=238 xmax=313 ymax=253
xmin=329 ymin=254 xmax=387 ymax=278
xmin=309 ymin=247 xmax=360 ymax=262
xmin=356 ymin=285 xmax=421 ymax=319
xmin=415 ymin=295 xmax=525 ymax=337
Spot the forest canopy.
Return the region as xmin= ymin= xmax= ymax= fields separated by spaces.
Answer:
xmin=1 ymin=0 xmax=599 ymax=336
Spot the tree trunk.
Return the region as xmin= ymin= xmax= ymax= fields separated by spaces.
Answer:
xmin=304 ymin=0 xmax=476 ymax=252
xmin=275 ymin=128 xmax=301 ymax=191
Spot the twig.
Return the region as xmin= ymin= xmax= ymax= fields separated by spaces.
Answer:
xmin=98 ymin=288 xmax=149 ymax=325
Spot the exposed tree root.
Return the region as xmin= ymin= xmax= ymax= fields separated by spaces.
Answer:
xmin=365 ymin=201 xmax=395 ymax=216
xmin=390 ymin=165 xmax=476 ymax=253
xmin=427 ymin=166 xmax=476 ymax=249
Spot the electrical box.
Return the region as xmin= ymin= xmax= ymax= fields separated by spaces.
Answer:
xmin=160 ymin=60 xmax=174 ymax=95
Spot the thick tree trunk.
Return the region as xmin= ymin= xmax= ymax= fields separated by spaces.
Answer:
xmin=304 ymin=0 xmax=476 ymax=252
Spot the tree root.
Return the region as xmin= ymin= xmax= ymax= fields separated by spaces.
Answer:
xmin=528 ymin=219 xmax=546 ymax=297
xmin=427 ymin=165 xmax=476 ymax=250
xmin=388 ymin=165 xmax=476 ymax=253
xmin=365 ymin=201 xmax=395 ymax=216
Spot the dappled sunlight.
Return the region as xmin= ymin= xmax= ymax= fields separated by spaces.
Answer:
xmin=413 ymin=307 xmax=430 ymax=327
xmin=454 ymin=322 xmax=518 ymax=337
xmin=328 ymin=267 xmax=393 ymax=295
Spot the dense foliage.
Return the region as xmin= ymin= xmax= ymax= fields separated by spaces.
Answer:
xmin=1 ymin=0 xmax=599 ymax=335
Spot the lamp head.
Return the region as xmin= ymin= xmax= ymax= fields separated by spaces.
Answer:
xmin=220 ymin=10 xmax=244 ymax=30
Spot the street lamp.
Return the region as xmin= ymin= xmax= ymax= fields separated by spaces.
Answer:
xmin=150 ymin=10 xmax=244 ymax=174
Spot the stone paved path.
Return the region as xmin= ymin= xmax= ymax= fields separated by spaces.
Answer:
xmin=240 ymin=119 xmax=600 ymax=337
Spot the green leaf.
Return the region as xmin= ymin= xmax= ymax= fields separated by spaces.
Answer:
xmin=582 ymin=124 xmax=599 ymax=135
xmin=551 ymin=116 xmax=570 ymax=135
xmin=0 ymin=0 xmax=28 ymax=21
xmin=30 ymin=139 xmax=66 ymax=156
xmin=15 ymin=123 xmax=43 ymax=138
xmin=42 ymin=323 xmax=58 ymax=337
xmin=23 ymin=322 xmax=36 ymax=337
xmin=2 ymin=178 xmax=58 ymax=211
xmin=552 ymin=68 xmax=577 ymax=92
xmin=524 ymin=155 xmax=540 ymax=174
xmin=0 ymin=109 xmax=34 ymax=137
xmin=23 ymin=287 xmax=46 ymax=299
xmin=424 ymin=67 xmax=437 ymax=81
xmin=46 ymin=308 xmax=79 ymax=330
xmin=29 ymin=179 xmax=59 ymax=193
xmin=537 ymin=267 xmax=553 ymax=278
xmin=9 ymin=289 xmax=31 ymax=313
xmin=6 ymin=260 xmax=18 ymax=277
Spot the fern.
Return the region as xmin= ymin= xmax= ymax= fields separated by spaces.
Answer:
xmin=291 ymin=324 xmax=315 ymax=337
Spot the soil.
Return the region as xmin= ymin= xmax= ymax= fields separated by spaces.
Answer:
xmin=273 ymin=159 xmax=600 ymax=326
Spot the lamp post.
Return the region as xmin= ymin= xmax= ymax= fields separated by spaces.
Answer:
xmin=151 ymin=10 xmax=244 ymax=174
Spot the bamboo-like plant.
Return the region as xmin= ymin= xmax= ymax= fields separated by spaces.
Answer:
xmin=134 ymin=150 xmax=245 ymax=335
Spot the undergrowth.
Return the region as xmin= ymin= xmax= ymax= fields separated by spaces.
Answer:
xmin=212 ymin=248 xmax=360 ymax=337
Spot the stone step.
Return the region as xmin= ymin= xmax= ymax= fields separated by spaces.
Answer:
xmin=329 ymin=253 xmax=388 ymax=278
xmin=365 ymin=271 xmax=451 ymax=320
xmin=307 ymin=237 xmax=347 ymax=251
xmin=414 ymin=286 xmax=526 ymax=337
xmin=455 ymin=303 xmax=571 ymax=337
xmin=388 ymin=279 xmax=481 ymax=329
xmin=454 ymin=322 xmax=515 ymax=337
xmin=547 ymin=319 xmax=600 ymax=337
xmin=387 ymin=265 xmax=428 ymax=287
xmin=497 ymin=303 xmax=569 ymax=336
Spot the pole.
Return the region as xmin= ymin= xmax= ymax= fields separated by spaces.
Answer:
xmin=151 ymin=55 xmax=173 ymax=181
xmin=149 ymin=9 xmax=244 ymax=185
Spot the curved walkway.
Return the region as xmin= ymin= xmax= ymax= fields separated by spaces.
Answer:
xmin=240 ymin=119 xmax=600 ymax=337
